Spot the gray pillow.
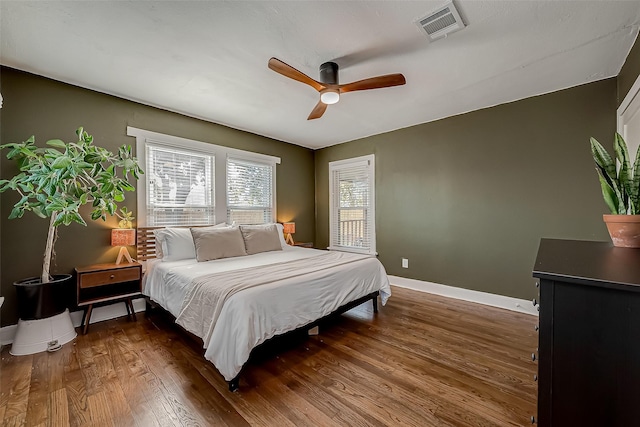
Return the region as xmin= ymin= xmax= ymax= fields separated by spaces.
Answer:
xmin=190 ymin=226 xmax=247 ymax=262
xmin=240 ymin=224 xmax=283 ymax=255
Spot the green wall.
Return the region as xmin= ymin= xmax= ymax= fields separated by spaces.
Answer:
xmin=0 ymin=67 xmax=315 ymax=326
xmin=618 ymin=32 xmax=640 ymax=105
xmin=315 ymin=79 xmax=616 ymax=300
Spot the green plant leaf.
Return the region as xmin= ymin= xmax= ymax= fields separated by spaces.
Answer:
xmin=591 ymin=136 xmax=627 ymax=213
xmin=102 ymin=182 xmax=114 ymax=193
xmin=591 ymin=137 xmax=617 ymax=182
xmin=9 ymin=206 xmax=23 ymax=219
xmin=631 ymin=138 xmax=640 ymax=213
xmin=51 ymin=156 xmax=72 ymax=169
xmin=614 ymin=133 xmax=632 ymax=200
xmin=120 ymin=181 xmax=135 ymax=191
xmin=46 ymin=139 xmax=67 ymax=149
xmin=51 ymin=213 xmax=63 ymax=227
xmin=84 ymin=153 xmax=102 ymax=163
xmin=32 ymin=206 xmax=47 ymax=218
xmin=0 ymin=179 xmax=11 ymax=192
xmin=90 ymin=209 xmax=103 ymax=221
xmin=70 ymin=211 xmax=87 ymax=226
xmin=597 ymin=169 xmax=620 ymax=214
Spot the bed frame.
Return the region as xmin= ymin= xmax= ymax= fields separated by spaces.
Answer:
xmin=136 ymin=226 xmax=380 ymax=391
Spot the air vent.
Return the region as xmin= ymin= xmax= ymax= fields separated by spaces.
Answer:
xmin=416 ymin=1 xmax=465 ymax=41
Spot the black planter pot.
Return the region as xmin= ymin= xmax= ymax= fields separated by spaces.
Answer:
xmin=14 ymin=274 xmax=73 ymax=320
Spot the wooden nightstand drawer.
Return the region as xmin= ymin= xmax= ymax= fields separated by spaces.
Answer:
xmin=79 ymin=266 xmax=141 ymax=289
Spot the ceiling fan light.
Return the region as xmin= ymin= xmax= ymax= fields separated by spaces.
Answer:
xmin=320 ymin=90 xmax=340 ymax=105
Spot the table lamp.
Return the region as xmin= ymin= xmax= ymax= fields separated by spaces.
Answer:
xmin=111 ymin=229 xmax=135 ymax=264
xmin=283 ymin=222 xmax=295 ymax=245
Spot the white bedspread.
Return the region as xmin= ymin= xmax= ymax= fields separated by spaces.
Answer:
xmin=143 ymin=247 xmax=391 ymax=381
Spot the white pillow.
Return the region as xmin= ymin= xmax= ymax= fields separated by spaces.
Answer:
xmin=155 ymin=233 xmax=165 ymax=259
xmin=275 ymin=223 xmax=288 ymax=248
xmin=153 ymin=228 xmax=195 ymax=262
xmin=154 ymin=223 xmax=228 ymax=261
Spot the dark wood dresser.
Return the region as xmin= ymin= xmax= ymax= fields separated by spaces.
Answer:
xmin=532 ymin=239 xmax=640 ymax=426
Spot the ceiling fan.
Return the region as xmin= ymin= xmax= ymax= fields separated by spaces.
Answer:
xmin=268 ymin=57 xmax=406 ymax=120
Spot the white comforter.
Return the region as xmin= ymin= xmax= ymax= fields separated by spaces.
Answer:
xmin=143 ymin=246 xmax=391 ymax=381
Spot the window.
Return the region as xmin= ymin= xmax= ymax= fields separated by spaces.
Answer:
xmin=146 ymin=144 xmax=214 ymax=226
xmin=329 ymin=155 xmax=376 ymax=255
xmin=128 ymin=127 xmax=279 ymax=227
xmin=227 ymin=158 xmax=274 ymax=225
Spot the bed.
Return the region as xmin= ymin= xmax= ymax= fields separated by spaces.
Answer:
xmin=138 ymin=223 xmax=391 ymax=391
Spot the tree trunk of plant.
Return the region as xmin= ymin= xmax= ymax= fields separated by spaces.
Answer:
xmin=41 ymin=212 xmax=58 ymax=284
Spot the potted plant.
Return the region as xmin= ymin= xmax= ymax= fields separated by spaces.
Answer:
xmin=590 ymin=132 xmax=640 ymax=248
xmin=0 ymin=127 xmax=142 ymax=353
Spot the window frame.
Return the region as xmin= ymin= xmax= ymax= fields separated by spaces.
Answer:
xmin=328 ymin=154 xmax=376 ymax=255
xmin=127 ymin=126 xmax=280 ymax=227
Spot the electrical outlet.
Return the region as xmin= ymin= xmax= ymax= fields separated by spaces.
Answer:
xmin=402 ymin=258 xmax=409 ymax=268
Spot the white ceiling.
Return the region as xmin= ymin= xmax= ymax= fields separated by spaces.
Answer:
xmin=1 ymin=1 xmax=639 ymax=149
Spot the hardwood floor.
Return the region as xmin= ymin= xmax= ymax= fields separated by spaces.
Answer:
xmin=0 ymin=286 xmax=538 ymax=426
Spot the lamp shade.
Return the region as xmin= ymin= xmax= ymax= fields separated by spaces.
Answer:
xmin=111 ymin=229 xmax=135 ymax=246
xmin=283 ymin=222 xmax=295 ymax=234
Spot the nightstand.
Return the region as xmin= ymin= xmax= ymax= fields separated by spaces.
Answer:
xmin=293 ymin=242 xmax=314 ymax=248
xmin=75 ymin=262 xmax=142 ymax=334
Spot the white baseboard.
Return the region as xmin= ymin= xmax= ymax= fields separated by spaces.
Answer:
xmin=0 ymin=298 xmax=147 ymax=346
xmin=389 ymin=275 xmax=538 ymax=316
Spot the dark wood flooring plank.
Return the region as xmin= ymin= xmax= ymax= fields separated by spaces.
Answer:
xmin=179 ymin=349 xmax=299 ymax=427
xmin=24 ymin=352 xmax=48 ymax=426
xmin=1 ymin=412 xmax=26 ymax=427
xmin=0 ymin=353 xmax=32 ymax=420
xmin=102 ymin=324 xmax=160 ymax=427
xmin=143 ymin=333 xmax=249 ymax=427
xmin=86 ymin=390 xmax=114 ymax=426
xmin=243 ymin=366 xmax=338 ymax=426
xmin=49 ymin=388 xmax=70 ymax=427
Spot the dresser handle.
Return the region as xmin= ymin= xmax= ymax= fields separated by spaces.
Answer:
xmin=110 ymin=274 xmax=115 ymax=279
xmin=532 ymin=298 xmax=537 ymax=306
xmin=533 ymin=374 xmax=538 ymax=381
xmin=531 ymin=415 xmax=536 ymax=424
xmin=534 ymin=324 xmax=539 ymax=331
xmin=535 ymin=281 xmax=539 ymax=288
xmin=531 ymin=353 xmax=536 ymax=362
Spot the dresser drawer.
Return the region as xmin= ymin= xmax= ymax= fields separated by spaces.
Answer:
xmin=79 ymin=266 xmax=140 ymax=289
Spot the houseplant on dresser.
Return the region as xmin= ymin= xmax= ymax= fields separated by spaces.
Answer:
xmin=590 ymin=132 xmax=640 ymax=247
xmin=0 ymin=127 xmax=142 ymax=354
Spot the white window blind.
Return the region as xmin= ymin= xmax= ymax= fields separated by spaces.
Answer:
xmin=329 ymin=155 xmax=376 ymax=255
xmin=146 ymin=144 xmax=215 ymax=226
xmin=227 ymin=157 xmax=274 ymax=224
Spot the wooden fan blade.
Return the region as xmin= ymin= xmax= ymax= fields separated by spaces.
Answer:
xmin=307 ymin=100 xmax=328 ymax=120
xmin=339 ymin=73 xmax=406 ymax=93
xmin=268 ymin=58 xmax=326 ymax=92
